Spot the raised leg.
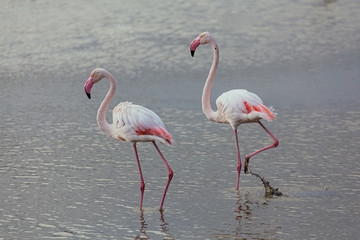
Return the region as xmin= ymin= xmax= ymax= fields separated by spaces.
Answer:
xmin=234 ymin=128 xmax=242 ymax=190
xmin=133 ymin=143 xmax=145 ymax=210
xmin=244 ymin=121 xmax=279 ymax=173
xmin=153 ymin=141 xmax=173 ymax=211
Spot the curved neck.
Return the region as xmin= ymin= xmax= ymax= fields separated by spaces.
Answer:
xmin=202 ymin=40 xmax=219 ymax=121
xmin=97 ymin=71 xmax=116 ymax=137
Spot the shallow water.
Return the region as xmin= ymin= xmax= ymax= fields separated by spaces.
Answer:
xmin=1 ymin=108 xmax=359 ymax=239
xmin=1 ymin=0 xmax=360 ymax=239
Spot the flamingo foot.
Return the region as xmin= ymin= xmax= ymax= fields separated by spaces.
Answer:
xmin=244 ymin=156 xmax=250 ymax=174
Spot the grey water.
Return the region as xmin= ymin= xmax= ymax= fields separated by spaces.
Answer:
xmin=1 ymin=0 xmax=360 ymax=239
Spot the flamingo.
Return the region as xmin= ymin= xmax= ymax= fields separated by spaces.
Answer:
xmin=190 ymin=32 xmax=279 ymax=190
xmin=84 ymin=68 xmax=173 ymax=210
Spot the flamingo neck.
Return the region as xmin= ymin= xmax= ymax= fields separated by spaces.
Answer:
xmin=97 ymin=71 xmax=116 ymax=138
xmin=202 ymin=39 xmax=219 ymax=121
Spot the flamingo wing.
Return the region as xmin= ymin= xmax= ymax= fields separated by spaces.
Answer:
xmin=216 ymin=89 xmax=276 ymax=123
xmin=113 ymin=102 xmax=173 ymax=145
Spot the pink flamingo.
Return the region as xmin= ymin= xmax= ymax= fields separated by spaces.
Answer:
xmin=84 ymin=68 xmax=173 ymax=210
xmin=190 ymin=32 xmax=279 ymax=190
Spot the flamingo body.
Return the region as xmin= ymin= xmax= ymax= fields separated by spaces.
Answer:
xmin=112 ymin=101 xmax=173 ymax=145
xmin=84 ymin=68 xmax=173 ymax=210
xmin=190 ymin=32 xmax=278 ymax=189
xmin=215 ymin=89 xmax=276 ymax=127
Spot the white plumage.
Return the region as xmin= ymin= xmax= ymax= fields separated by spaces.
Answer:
xmin=216 ymin=89 xmax=276 ymax=127
xmin=112 ymin=102 xmax=172 ymax=145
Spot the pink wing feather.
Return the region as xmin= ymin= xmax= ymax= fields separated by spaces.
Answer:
xmin=113 ymin=102 xmax=173 ymax=145
xmin=216 ymin=89 xmax=276 ymax=122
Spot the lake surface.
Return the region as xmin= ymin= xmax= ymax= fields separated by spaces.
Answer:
xmin=1 ymin=0 xmax=360 ymax=239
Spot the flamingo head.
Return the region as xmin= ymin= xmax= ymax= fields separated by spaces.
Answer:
xmin=190 ymin=32 xmax=213 ymax=57
xmin=84 ymin=68 xmax=107 ymax=99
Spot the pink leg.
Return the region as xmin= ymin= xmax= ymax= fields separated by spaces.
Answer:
xmin=244 ymin=121 xmax=279 ymax=173
xmin=153 ymin=141 xmax=173 ymax=211
xmin=234 ymin=128 xmax=242 ymax=190
xmin=133 ymin=143 xmax=145 ymax=210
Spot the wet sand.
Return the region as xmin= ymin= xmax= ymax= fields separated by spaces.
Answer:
xmin=1 ymin=0 xmax=360 ymax=239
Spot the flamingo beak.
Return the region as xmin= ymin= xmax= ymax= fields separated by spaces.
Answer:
xmin=84 ymin=76 xmax=93 ymax=99
xmin=190 ymin=37 xmax=200 ymax=57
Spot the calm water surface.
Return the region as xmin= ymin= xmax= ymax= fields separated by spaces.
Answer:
xmin=1 ymin=0 xmax=360 ymax=239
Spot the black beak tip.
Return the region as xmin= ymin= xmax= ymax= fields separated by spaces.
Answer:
xmin=191 ymin=50 xmax=195 ymax=57
xmin=85 ymin=90 xmax=91 ymax=99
